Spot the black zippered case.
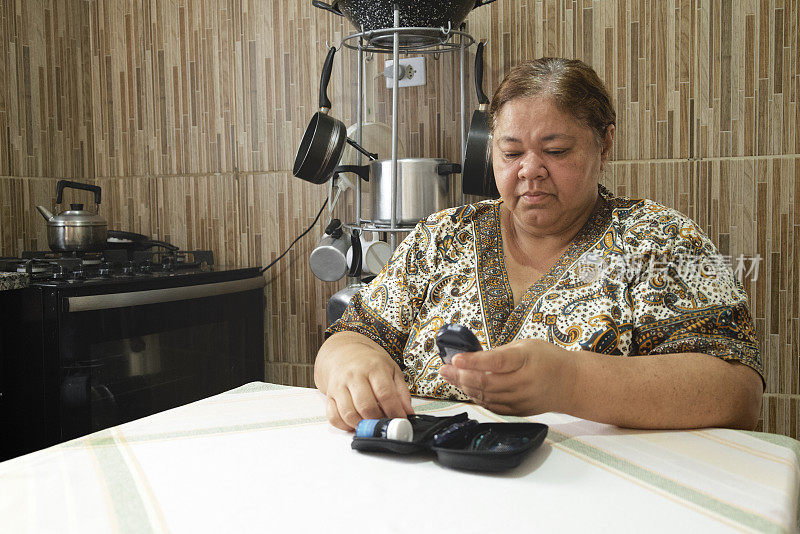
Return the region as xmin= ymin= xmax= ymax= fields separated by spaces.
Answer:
xmin=351 ymin=412 xmax=548 ymax=472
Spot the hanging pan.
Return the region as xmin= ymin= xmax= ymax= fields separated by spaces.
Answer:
xmin=294 ymin=46 xmax=376 ymax=184
xmin=462 ymin=41 xmax=498 ymax=197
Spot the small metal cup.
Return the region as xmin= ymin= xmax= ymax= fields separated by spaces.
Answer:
xmin=309 ymin=233 xmax=350 ymax=282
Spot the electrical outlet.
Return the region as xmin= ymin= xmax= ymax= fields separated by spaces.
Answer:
xmin=384 ymin=57 xmax=425 ymax=88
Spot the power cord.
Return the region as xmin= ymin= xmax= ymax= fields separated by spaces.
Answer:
xmin=260 ymin=197 xmax=329 ymax=274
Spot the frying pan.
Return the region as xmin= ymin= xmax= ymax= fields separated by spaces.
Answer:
xmin=461 ymin=42 xmax=499 ymax=197
xmin=106 ymin=230 xmax=179 ymax=251
xmin=294 ymin=47 xmax=376 ymax=184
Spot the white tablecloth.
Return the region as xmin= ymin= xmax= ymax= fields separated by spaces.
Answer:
xmin=1 ymin=382 xmax=798 ymax=533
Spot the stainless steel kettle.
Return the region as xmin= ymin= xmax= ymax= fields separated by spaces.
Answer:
xmin=36 ymin=180 xmax=107 ymax=253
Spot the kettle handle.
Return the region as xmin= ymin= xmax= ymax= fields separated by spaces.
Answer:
xmin=56 ymin=180 xmax=102 ymax=206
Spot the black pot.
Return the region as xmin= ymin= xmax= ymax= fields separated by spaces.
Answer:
xmin=313 ymin=0 xmax=496 ymax=47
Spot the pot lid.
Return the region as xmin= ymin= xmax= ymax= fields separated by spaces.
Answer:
xmin=48 ymin=203 xmax=107 ymax=227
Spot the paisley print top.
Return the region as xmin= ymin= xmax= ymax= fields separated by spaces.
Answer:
xmin=327 ymin=185 xmax=763 ymax=401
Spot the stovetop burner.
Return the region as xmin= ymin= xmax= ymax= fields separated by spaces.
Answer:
xmin=1 ymin=249 xmax=215 ymax=285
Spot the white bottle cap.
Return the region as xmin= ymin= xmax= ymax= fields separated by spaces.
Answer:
xmin=386 ymin=418 xmax=413 ymax=442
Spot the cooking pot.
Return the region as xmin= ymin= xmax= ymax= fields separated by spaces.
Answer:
xmin=370 ymin=158 xmax=461 ymax=226
xmin=312 ymin=0 xmax=497 ymax=47
xmin=36 ymin=180 xmax=107 ymax=253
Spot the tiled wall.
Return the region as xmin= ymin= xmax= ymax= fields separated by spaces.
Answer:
xmin=0 ymin=0 xmax=94 ymax=251
xmin=1 ymin=0 xmax=798 ymax=438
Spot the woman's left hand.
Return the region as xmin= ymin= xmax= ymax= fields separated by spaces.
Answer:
xmin=438 ymin=338 xmax=577 ymax=416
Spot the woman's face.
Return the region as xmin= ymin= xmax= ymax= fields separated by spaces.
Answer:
xmin=492 ymin=95 xmax=613 ymax=238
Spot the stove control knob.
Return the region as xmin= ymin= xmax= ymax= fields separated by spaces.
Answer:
xmin=52 ymin=265 xmax=68 ymax=281
xmin=139 ymin=262 xmax=152 ymax=274
xmin=98 ymin=263 xmax=112 ymax=277
xmin=72 ymin=269 xmax=85 ymax=280
xmin=162 ymin=256 xmax=176 ymax=272
xmin=123 ymin=262 xmax=136 ymax=275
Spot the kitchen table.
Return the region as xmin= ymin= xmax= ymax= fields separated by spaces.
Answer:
xmin=1 ymin=382 xmax=798 ymax=533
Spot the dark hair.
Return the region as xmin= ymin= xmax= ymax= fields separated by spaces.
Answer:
xmin=489 ymin=58 xmax=616 ymax=144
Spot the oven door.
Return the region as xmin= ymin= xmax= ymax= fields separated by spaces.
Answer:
xmin=57 ymin=276 xmax=265 ymax=442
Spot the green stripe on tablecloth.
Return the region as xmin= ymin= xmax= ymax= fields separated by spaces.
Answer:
xmin=739 ymin=431 xmax=800 ymax=469
xmin=66 ymin=416 xmax=329 ymax=448
xmin=413 ymin=400 xmax=464 ymax=413
xmin=88 ymin=434 xmax=155 ymax=534
xmin=71 ymin=401 xmax=455 ymax=449
xmin=227 ymin=382 xmax=294 ymax=394
xmin=739 ymin=431 xmax=800 ymax=530
xmin=73 ymin=406 xmax=463 ymax=448
xmin=541 ymin=426 xmax=785 ymax=533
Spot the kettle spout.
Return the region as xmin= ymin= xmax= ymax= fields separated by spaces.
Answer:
xmin=36 ymin=205 xmax=54 ymax=221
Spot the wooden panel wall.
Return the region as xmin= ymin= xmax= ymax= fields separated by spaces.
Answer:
xmin=1 ymin=0 xmax=798 ymax=438
xmin=0 ymin=0 xmax=94 ymax=252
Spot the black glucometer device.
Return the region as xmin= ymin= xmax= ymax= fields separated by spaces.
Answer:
xmin=435 ymin=323 xmax=483 ymax=364
xmin=352 ymin=412 xmax=549 ymax=472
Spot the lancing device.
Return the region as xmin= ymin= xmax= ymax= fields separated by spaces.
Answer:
xmin=435 ymin=323 xmax=483 ymax=364
xmin=355 ymin=418 xmax=414 ymax=442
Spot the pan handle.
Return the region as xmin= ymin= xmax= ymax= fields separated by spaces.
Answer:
xmin=149 ymin=239 xmax=180 ymax=251
xmin=319 ymin=46 xmax=337 ymax=110
xmin=474 ymin=42 xmax=489 ymax=105
xmin=312 ymin=1 xmax=342 ymax=15
xmin=334 ymin=165 xmax=370 ymax=182
xmin=473 ymin=0 xmax=498 ymax=6
xmin=345 ymin=138 xmax=378 ymax=161
xmin=437 ymin=163 xmax=462 ymax=175
xmin=325 ymin=218 xmax=344 ymax=238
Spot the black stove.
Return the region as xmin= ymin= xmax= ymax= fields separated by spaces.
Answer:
xmin=1 ymin=249 xmax=216 ymax=286
xmin=0 ymin=247 xmax=265 ymax=460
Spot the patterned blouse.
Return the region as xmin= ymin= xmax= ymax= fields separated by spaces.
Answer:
xmin=327 ymin=185 xmax=763 ymax=401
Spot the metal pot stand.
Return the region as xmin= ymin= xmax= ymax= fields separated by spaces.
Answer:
xmin=335 ymin=12 xmax=476 ymax=250
xmin=306 ymin=4 xmax=484 ymax=321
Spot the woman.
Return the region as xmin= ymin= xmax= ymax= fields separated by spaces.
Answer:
xmin=315 ymin=58 xmax=764 ymax=431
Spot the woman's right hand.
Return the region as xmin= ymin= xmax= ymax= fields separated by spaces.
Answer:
xmin=314 ymin=331 xmax=414 ymax=430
